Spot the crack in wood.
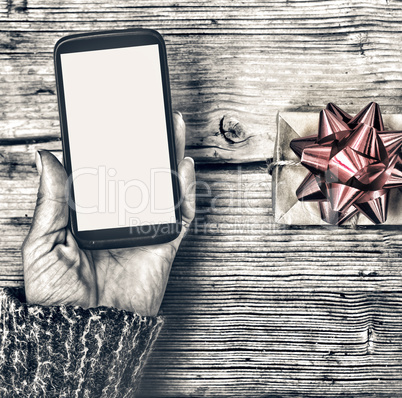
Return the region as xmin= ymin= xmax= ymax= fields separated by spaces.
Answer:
xmin=0 ymin=136 xmax=60 ymax=146
xmin=34 ymin=88 xmax=55 ymax=96
xmin=7 ymin=0 xmax=28 ymax=14
xmin=366 ymin=326 xmax=374 ymax=354
xmin=186 ymin=144 xmax=235 ymax=152
xmin=358 ymin=32 xmax=368 ymax=57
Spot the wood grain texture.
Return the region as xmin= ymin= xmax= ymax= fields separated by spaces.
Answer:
xmin=2 ymin=0 xmax=402 ymax=161
xmin=1 ymin=156 xmax=402 ymax=396
xmin=1 ymin=1 xmax=402 ymax=397
xmin=140 ymin=165 xmax=402 ymax=397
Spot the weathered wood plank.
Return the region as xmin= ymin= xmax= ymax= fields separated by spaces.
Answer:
xmin=1 ymin=156 xmax=402 ymax=396
xmin=2 ymin=1 xmax=402 ymax=397
xmin=2 ymin=1 xmax=402 ymax=162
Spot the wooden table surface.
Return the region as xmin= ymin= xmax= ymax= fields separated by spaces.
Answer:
xmin=1 ymin=1 xmax=402 ymax=397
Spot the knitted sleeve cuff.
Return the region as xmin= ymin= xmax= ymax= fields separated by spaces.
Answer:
xmin=0 ymin=287 xmax=163 ymax=398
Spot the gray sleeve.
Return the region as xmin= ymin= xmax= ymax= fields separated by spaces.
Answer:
xmin=0 ymin=287 xmax=163 ymax=398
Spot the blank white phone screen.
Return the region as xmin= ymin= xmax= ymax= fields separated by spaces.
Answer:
xmin=60 ymin=44 xmax=176 ymax=231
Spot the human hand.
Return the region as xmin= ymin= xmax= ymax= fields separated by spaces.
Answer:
xmin=22 ymin=113 xmax=195 ymax=316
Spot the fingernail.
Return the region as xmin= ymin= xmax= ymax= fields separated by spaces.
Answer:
xmin=174 ymin=111 xmax=183 ymax=119
xmin=184 ymin=156 xmax=194 ymax=166
xmin=35 ymin=151 xmax=43 ymax=176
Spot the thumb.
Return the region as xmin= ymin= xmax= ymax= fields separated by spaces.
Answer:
xmin=23 ymin=150 xmax=69 ymax=258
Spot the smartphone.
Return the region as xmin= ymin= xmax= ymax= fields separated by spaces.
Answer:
xmin=54 ymin=29 xmax=182 ymax=249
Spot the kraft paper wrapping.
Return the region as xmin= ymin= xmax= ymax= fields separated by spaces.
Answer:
xmin=272 ymin=112 xmax=402 ymax=226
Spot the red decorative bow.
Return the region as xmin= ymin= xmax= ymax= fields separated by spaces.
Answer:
xmin=290 ymin=103 xmax=402 ymax=225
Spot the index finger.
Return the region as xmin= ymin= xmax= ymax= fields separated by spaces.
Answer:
xmin=173 ymin=111 xmax=186 ymax=162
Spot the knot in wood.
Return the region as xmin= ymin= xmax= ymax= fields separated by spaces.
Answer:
xmin=219 ymin=115 xmax=247 ymax=144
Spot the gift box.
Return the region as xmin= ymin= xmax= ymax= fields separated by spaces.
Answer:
xmin=272 ymin=105 xmax=402 ymax=226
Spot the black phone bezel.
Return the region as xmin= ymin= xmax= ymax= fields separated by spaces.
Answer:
xmin=54 ymin=29 xmax=182 ymax=249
